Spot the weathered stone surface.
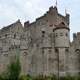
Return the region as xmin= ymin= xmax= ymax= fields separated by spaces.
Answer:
xmin=0 ymin=6 xmax=79 ymax=76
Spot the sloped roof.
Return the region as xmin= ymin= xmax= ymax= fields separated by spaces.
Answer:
xmin=53 ymin=22 xmax=70 ymax=31
xmin=1 ymin=20 xmax=22 ymax=32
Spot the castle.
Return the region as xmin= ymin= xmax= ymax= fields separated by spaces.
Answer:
xmin=0 ymin=6 xmax=80 ymax=76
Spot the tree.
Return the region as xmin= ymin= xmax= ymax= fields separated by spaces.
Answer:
xmin=7 ymin=56 xmax=21 ymax=80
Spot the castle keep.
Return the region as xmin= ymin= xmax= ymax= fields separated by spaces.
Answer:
xmin=0 ymin=6 xmax=80 ymax=76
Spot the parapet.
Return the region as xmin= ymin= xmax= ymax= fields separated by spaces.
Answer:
xmin=73 ymin=32 xmax=80 ymax=41
xmin=24 ymin=21 xmax=30 ymax=28
xmin=77 ymin=32 xmax=80 ymax=36
xmin=73 ymin=33 xmax=77 ymax=41
xmin=49 ymin=6 xmax=58 ymax=13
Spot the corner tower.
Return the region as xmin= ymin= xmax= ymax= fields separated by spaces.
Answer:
xmin=53 ymin=22 xmax=70 ymax=76
xmin=54 ymin=22 xmax=70 ymax=48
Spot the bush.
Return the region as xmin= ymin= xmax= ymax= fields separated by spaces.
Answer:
xmin=0 ymin=55 xmax=21 ymax=80
xmin=7 ymin=57 xmax=21 ymax=80
xmin=19 ymin=74 xmax=32 ymax=80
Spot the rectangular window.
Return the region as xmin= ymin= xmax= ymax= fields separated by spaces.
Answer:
xmin=55 ymin=33 xmax=58 ymax=37
xmin=60 ymin=33 xmax=63 ymax=36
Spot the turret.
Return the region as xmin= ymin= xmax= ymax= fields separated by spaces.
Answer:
xmin=53 ymin=22 xmax=70 ymax=48
xmin=48 ymin=6 xmax=58 ymax=15
xmin=53 ymin=22 xmax=70 ymax=76
xmin=49 ymin=6 xmax=58 ymax=12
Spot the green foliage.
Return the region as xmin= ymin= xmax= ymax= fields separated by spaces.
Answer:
xmin=0 ymin=53 xmax=80 ymax=80
xmin=7 ymin=58 xmax=21 ymax=80
xmin=33 ymin=75 xmax=45 ymax=80
xmin=19 ymin=74 xmax=32 ymax=80
xmin=0 ymin=72 xmax=80 ymax=80
xmin=32 ymin=74 xmax=57 ymax=80
xmin=50 ymin=74 xmax=57 ymax=80
xmin=0 ymin=56 xmax=21 ymax=80
xmin=19 ymin=75 xmax=27 ymax=80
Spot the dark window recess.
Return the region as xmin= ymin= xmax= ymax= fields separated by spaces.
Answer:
xmin=60 ymin=33 xmax=63 ymax=36
xmin=46 ymin=20 xmax=48 ymax=22
xmin=61 ymin=22 xmax=65 ymax=25
xmin=36 ymin=44 xmax=39 ymax=47
xmin=55 ymin=33 xmax=58 ymax=37
xmin=42 ymin=34 xmax=45 ymax=37
xmin=48 ymin=58 xmax=54 ymax=62
xmin=42 ymin=31 xmax=45 ymax=34
xmin=78 ymin=72 xmax=80 ymax=75
xmin=48 ymin=49 xmax=52 ymax=53
xmin=50 ymin=24 xmax=53 ymax=27
xmin=4 ymin=54 xmax=8 ymax=57
xmin=14 ymin=34 xmax=16 ymax=38
xmin=9 ymin=47 xmax=11 ymax=50
xmin=75 ymin=49 xmax=80 ymax=54
xmin=0 ymin=47 xmax=2 ymax=50
xmin=66 ymin=33 xmax=68 ymax=37
xmin=5 ymin=34 xmax=7 ymax=37
xmin=55 ymin=48 xmax=59 ymax=53
xmin=42 ymin=31 xmax=45 ymax=37
xmin=48 ymin=49 xmax=51 ymax=52
xmin=65 ymin=48 xmax=69 ymax=52
xmin=42 ymin=49 xmax=44 ymax=54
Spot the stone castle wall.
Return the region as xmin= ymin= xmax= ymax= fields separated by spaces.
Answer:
xmin=0 ymin=6 xmax=79 ymax=76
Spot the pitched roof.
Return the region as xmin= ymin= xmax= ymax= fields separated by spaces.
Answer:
xmin=53 ymin=22 xmax=70 ymax=31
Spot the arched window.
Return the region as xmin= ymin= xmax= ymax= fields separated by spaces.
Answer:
xmin=75 ymin=49 xmax=80 ymax=70
xmin=75 ymin=49 xmax=80 ymax=54
xmin=42 ymin=31 xmax=45 ymax=37
xmin=61 ymin=22 xmax=65 ymax=25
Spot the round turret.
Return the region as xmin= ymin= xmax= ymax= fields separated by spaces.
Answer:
xmin=53 ymin=22 xmax=70 ymax=48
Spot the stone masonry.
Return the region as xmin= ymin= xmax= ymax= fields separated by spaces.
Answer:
xmin=0 ymin=6 xmax=80 ymax=76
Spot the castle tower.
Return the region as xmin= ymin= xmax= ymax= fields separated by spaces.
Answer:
xmin=53 ymin=22 xmax=70 ymax=76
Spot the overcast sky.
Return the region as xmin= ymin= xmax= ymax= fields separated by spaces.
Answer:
xmin=0 ymin=0 xmax=80 ymax=40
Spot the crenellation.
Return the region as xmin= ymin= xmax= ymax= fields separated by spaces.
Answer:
xmin=24 ymin=21 xmax=30 ymax=29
